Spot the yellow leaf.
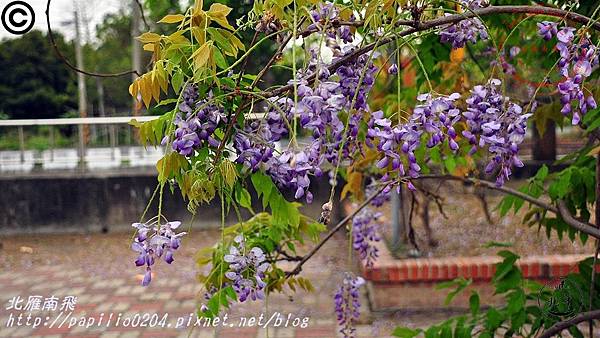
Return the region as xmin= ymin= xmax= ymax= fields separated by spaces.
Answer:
xmin=190 ymin=42 xmax=212 ymax=69
xmin=137 ymin=32 xmax=161 ymax=43
xmin=142 ymin=43 xmax=155 ymax=52
xmin=450 ymin=48 xmax=465 ymax=63
xmin=588 ymin=145 xmax=600 ymax=156
xmin=151 ymin=74 xmax=161 ymax=102
xmin=193 ymin=0 xmax=204 ymax=14
xmin=208 ymin=3 xmax=232 ymax=17
xmin=140 ymin=76 xmax=152 ymax=108
xmin=208 ymin=3 xmax=234 ymax=30
xmin=167 ymin=30 xmax=190 ymax=45
xmin=341 ymin=171 xmax=363 ymax=200
xmin=158 ymin=14 xmax=185 ymax=24
xmin=128 ymin=80 xmax=138 ymax=97
xmin=191 ymin=27 xmax=205 ymax=45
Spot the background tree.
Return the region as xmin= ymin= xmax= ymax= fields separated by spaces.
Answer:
xmin=0 ymin=31 xmax=76 ymax=119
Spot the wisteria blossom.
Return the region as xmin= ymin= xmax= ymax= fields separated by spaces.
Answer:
xmin=439 ymin=0 xmax=489 ymax=49
xmin=537 ymin=22 xmax=598 ymax=125
xmin=224 ymin=235 xmax=270 ymax=302
xmin=131 ymin=220 xmax=186 ymax=286
xmin=463 ymin=79 xmax=531 ymax=186
xmin=172 ymin=85 xmax=227 ymax=156
xmin=352 ymin=208 xmax=381 ymax=267
xmin=367 ymin=92 xmax=462 ymax=187
xmin=334 ymin=273 xmax=365 ymax=337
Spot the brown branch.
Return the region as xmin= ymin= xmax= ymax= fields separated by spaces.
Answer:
xmin=415 ymin=175 xmax=600 ymax=240
xmin=557 ymin=200 xmax=600 ymax=241
xmin=45 ymin=0 xmax=141 ymax=78
xmin=285 ymin=182 xmax=391 ymax=277
xmin=251 ymin=17 xmax=307 ymax=90
xmin=538 ymin=310 xmax=600 ymax=338
xmin=134 ymin=0 xmax=150 ymax=31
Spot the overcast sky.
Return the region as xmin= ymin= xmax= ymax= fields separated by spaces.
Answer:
xmin=0 ymin=0 xmax=125 ymax=41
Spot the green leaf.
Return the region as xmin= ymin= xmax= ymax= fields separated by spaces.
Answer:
xmin=485 ymin=308 xmax=505 ymax=331
xmin=444 ymin=157 xmax=456 ymax=173
xmin=483 ymin=241 xmax=513 ymax=248
xmin=251 ymin=172 xmax=274 ymax=209
xmin=235 ymin=184 xmax=253 ymax=213
xmin=507 ymin=290 xmax=525 ymax=314
xmin=172 ymin=71 xmax=184 ymax=93
xmin=533 ymin=165 xmax=549 ymax=182
xmin=392 ymin=327 xmax=421 ymax=338
xmin=499 ymin=195 xmax=515 ymax=217
xmin=469 ymin=292 xmax=480 ymax=316
xmin=436 ymin=278 xmax=471 ymax=305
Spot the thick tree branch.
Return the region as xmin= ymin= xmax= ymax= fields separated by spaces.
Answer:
xmin=538 ymin=310 xmax=600 ymax=338
xmin=45 ymin=0 xmax=141 ymax=78
xmin=557 ymin=200 xmax=600 ymax=241
xmin=416 ymin=175 xmax=600 ymax=240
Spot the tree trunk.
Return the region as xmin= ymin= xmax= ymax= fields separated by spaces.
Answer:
xmin=532 ymin=120 xmax=556 ymax=162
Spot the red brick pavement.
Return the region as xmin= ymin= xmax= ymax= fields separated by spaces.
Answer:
xmin=0 ymin=231 xmax=392 ymax=338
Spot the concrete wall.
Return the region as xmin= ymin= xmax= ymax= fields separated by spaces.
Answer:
xmin=0 ymin=168 xmax=337 ymax=234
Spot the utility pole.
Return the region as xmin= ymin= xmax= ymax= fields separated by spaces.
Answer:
xmin=131 ymin=0 xmax=142 ymax=116
xmin=74 ymin=7 xmax=88 ymax=169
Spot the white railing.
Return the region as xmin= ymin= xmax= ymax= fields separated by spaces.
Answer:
xmin=0 ymin=114 xmax=265 ymax=172
xmin=0 ymin=116 xmax=161 ymax=172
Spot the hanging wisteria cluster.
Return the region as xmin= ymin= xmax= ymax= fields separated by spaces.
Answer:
xmin=232 ymin=42 xmax=377 ymax=202
xmin=367 ymin=92 xmax=462 ymax=190
xmin=439 ymin=0 xmax=489 ymax=49
xmin=537 ymin=22 xmax=598 ymax=125
xmin=307 ymin=1 xmax=353 ymax=44
xmin=131 ymin=220 xmax=186 ymax=286
xmin=352 ymin=207 xmax=381 ymax=268
xmin=224 ymin=235 xmax=270 ymax=302
xmin=334 ymin=273 xmax=365 ymax=337
xmin=463 ymin=79 xmax=530 ymax=186
xmin=171 ymin=86 xmax=227 ymax=156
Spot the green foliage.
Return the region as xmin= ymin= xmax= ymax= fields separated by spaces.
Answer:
xmin=499 ymin=142 xmax=596 ymax=244
xmin=393 ymin=250 xmax=600 ymax=337
xmin=196 ymin=192 xmax=324 ymax=317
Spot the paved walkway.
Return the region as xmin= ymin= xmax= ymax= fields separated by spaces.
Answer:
xmin=0 ymin=231 xmax=399 ymax=338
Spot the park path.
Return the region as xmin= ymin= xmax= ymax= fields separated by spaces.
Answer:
xmin=0 ymin=230 xmax=402 ymax=338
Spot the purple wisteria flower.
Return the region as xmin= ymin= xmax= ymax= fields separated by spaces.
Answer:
xmin=365 ymin=180 xmax=391 ymax=207
xmin=172 ymin=85 xmax=227 ymax=156
xmin=439 ymin=0 xmax=489 ymax=49
xmin=131 ymin=220 xmax=186 ymax=286
xmin=388 ymin=63 xmax=398 ymax=75
xmin=334 ymin=273 xmax=365 ymax=338
xmin=463 ymin=79 xmax=531 ymax=186
xmin=537 ymin=21 xmax=558 ymax=41
xmin=233 ymin=32 xmax=378 ymax=203
xmin=234 ymin=97 xmax=293 ymax=172
xmin=352 ymin=208 xmax=381 ymax=267
xmin=307 ymin=2 xmax=353 ymax=44
xmin=224 ymin=235 xmax=270 ymax=302
xmin=366 ymin=93 xmax=461 ymax=185
xmin=537 ymin=22 xmax=598 ymax=125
